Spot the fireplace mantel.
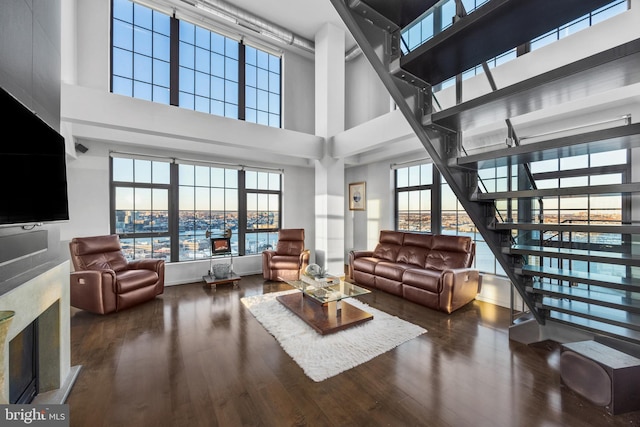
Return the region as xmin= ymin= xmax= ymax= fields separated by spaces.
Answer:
xmin=0 ymin=259 xmax=78 ymax=403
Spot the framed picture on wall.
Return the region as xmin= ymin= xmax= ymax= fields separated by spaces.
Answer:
xmin=349 ymin=181 xmax=366 ymax=211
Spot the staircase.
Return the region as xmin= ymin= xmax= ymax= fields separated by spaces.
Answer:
xmin=330 ymin=0 xmax=640 ymax=344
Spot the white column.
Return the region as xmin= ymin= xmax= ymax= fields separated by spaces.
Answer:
xmin=60 ymin=0 xmax=78 ymax=85
xmin=314 ymin=23 xmax=345 ymax=274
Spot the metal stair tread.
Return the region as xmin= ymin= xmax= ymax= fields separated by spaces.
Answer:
xmin=475 ymin=182 xmax=640 ymax=200
xmin=492 ymin=221 xmax=640 ymax=234
xmin=454 ymin=123 xmax=640 ymax=169
xmin=528 ymin=282 xmax=640 ymax=313
xmin=511 ymin=245 xmax=640 ymax=266
xmin=354 ymin=0 xmax=439 ymax=28
xmin=540 ymin=298 xmax=640 ymax=331
xmin=521 ymin=265 xmax=640 ymax=291
xmin=431 ymin=38 xmax=640 ymax=132
xmin=549 ymin=312 xmax=640 ymax=343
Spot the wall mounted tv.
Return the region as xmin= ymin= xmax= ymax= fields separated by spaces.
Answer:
xmin=0 ymin=86 xmax=69 ymax=226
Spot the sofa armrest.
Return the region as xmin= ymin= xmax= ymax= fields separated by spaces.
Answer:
xmin=350 ymin=250 xmax=374 ymax=259
xmin=348 ymin=250 xmax=374 ymax=280
xmin=70 ymin=270 xmax=118 ymax=314
xmin=262 ymin=250 xmax=276 ymax=280
xmin=439 ymin=268 xmax=480 ymax=314
xmin=128 ymin=258 xmax=164 ymax=273
xmin=300 ymin=249 xmax=310 ymax=271
xmin=128 ymin=259 xmax=165 ymax=294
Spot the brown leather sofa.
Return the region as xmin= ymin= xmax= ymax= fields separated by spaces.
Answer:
xmin=262 ymin=228 xmax=310 ymax=281
xmin=69 ymin=234 xmax=165 ymax=314
xmin=349 ymin=230 xmax=480 ymax=313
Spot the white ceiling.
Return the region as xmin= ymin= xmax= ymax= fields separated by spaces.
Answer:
xmin=223 ymin=0 xmax=355 ymax=47
xmin=164 ymin=0 xmax=358 ymax=53
xmin=230 ymin=0 xmax=334 ymax=37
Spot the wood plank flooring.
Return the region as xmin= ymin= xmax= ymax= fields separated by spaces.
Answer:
xmin=67 ymin=275 xmax=640 ymax=427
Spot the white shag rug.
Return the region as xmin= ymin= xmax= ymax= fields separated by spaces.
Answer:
xmin=241 ymin=290 xmax=427 ymax=382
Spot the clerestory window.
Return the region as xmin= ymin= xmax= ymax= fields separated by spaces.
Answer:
xmin=111 ymin=0 xmax=282 ymax=128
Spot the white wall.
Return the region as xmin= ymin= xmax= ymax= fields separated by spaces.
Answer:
xmin=345 ymin=53 xmax=391 ymax=130
xmin=283 ymin=52 xmax=315 ymax=134
xmin=344 ymin=161 xmax=394 ymax=258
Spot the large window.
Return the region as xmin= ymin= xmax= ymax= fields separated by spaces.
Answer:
xmin=112 ymin=0 xmax=171 ymax=103
xmin=111 ymin=0 xmax=282 ymax=127
xmin=245 ymin=170 xmax=282 ymax=255
xmin=112 ymin=157 xmax=172 ymax=260
xmin=441 ymin=178 xmax=500 ymax=275
xmin=178 ymin=21 xmax=239 ymax=118
xmin=393 ymin=149 xmax=631 ymax=277
xmin=526 ymin=150 xmax=629 ymax=279
xmin=111 ymin=155 xmax=282 ymax=262
xmin=245 ymin=46 xmax=282 ymax=127
xmin=178 ymin=164 xmax=239 ymax=261
xmin=396 ymin=163 xmax=434 ymax=232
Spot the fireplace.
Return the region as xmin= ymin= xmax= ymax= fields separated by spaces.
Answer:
xmin=9 ymin=318 xmax=38 ymax=403
xmin=0 ymin=260 xmax=78 ymax=403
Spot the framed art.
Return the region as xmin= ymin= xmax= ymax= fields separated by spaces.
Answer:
xmin=349 ymin=182 xmax=366 ymax=210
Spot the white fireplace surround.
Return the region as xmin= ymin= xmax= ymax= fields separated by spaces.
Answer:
xmin=0 ymin=261 xmax=79 ymax=403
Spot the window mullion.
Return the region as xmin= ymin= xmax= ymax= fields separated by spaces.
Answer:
xmin=239 ymin=42 xmax=246 ymax=121
xmin=170 ymin=15 xmax=180 ymax=106
xmin=169 ymin=162 xmax=180 ymax=262
xmin=238 ymin=170 xmax=247 ymax=255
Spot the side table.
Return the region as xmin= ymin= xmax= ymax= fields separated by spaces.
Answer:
xmin=203 ymin=273 xmax=241 ymax=290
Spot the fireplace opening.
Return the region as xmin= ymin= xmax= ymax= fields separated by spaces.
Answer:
xmin=9 ymin=318 xmax=38 ymax=404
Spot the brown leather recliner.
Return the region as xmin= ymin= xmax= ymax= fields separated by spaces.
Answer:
xmin=261 ymin=229 xmax=310 ymax=281
xmin=69 ymin=234 xmax=165 ymax=314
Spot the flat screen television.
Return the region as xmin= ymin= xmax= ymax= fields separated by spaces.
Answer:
xmin=0 ymin=86 xmax=69 ymax=225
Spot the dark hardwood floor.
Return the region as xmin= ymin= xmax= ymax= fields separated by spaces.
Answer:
xmin=67 ymin=275 xmax=640 ymax=427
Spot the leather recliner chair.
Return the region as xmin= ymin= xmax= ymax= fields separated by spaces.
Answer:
xmin=69 ymin=234 xmax=165 ymax=314
xmin=261 ymin=229 xmax=310 ymax=281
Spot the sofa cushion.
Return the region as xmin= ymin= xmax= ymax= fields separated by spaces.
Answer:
xmin=379 ymin=230 xmax=404 ymax=245
xmin=115 ymin=269 xmax=159 ymax=293
xmin=426 ymin=235 xmax=473 ymax=270
xmin=402 ymin=233 xmax=432 ymax=249
xmin=396 ymin=246 xmax=429 ymax=267
xmin=402 ymin=268 xmax=442 ymax=293
xmin=352 ymin=256 xmax=381 ymax=274
xmin=276 ymin=240 xmax=304 ymax=256
xmin=373 ymin=243 xmax=401 ymax=262
xmin=433 ymin=235 xmax=472 ymax=252
xmin=374 ymin=261 xmax=412 ymax=282
xmin=269 ymin=255 xmax=302 ymax=270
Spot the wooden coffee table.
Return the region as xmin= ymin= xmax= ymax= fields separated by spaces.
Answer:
xmin=278 ymin=276 xmax=372 ymax=335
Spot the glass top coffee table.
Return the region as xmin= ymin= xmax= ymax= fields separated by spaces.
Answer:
xmin=278 ymin=275 xmax=373 ymax=335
